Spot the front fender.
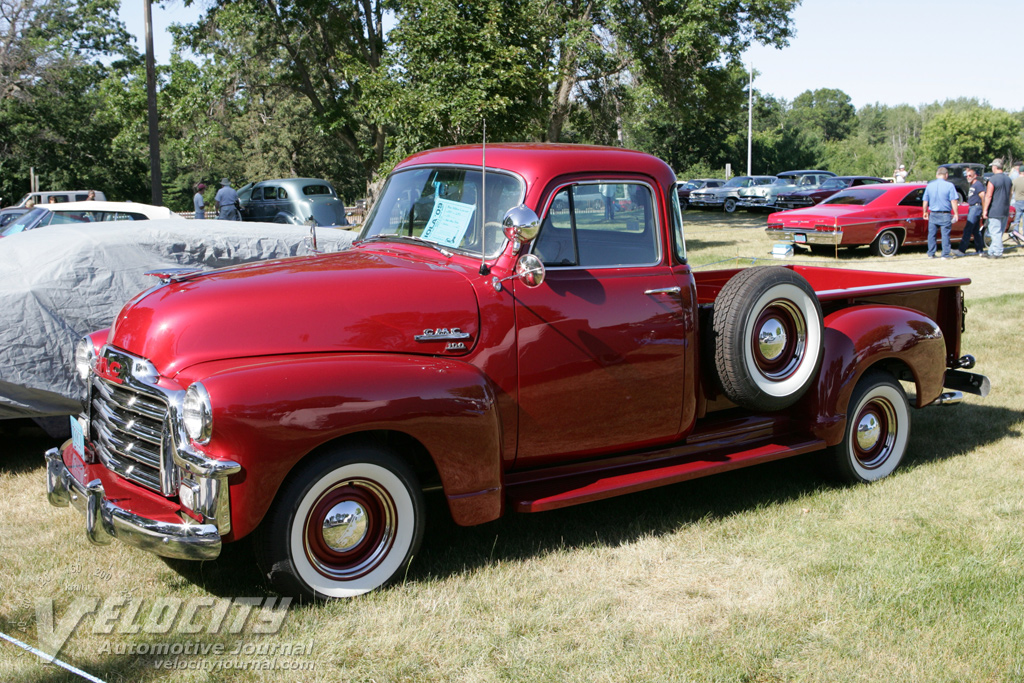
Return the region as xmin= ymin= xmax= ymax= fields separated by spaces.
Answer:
xmin=800 ymin=305 xmax=946 ymax=445
xmin=182 ymin=353 xmax=503 ymax=540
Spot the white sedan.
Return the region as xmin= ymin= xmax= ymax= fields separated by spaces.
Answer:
xmin=0 ymin=201 xmax=177 ymax=238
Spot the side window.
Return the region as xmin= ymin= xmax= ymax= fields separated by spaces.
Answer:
xmin=261 ymin=186 xmax=277 ymax=200
xmin=534 ymin=183 xmax=659 ymax=268
xmin=251 ymin=187 xmax=264 ymax=201
xmin=278 ymin=187 xmax=289 ymax=200
xmin=899 ymin=188 xmax=925 ymax=207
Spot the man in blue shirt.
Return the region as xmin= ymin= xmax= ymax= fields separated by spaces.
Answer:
xmin=214 ymin=178 xmax=241 ymax=221
xmin=922 ymin=166 xmax=959 ymax=258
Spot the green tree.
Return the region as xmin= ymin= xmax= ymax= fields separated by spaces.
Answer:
xmin=920 ymin=107 xmax=1024 ymax=165
xmin=788 ymin=88 xmax=856 ymax=142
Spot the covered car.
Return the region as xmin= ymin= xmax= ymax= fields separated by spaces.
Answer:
xmin=0 ymin=219 xmax=355 ymax=432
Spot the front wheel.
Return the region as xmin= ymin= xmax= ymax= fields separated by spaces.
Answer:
xmin=829 ymin=371 xmax=910 ymax=483
xmin=255 ymin=444 xmax=425 ymax=599
xmin=870 ymin=229 xmax=900 ymax=257
xmin=723 ymin=198 xmax=738 ymax=213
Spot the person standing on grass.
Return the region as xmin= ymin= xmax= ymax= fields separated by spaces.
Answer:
xmin=1010 ymin=165 xmax=1024 ymax=243
xmin=922 ymin=166 xmax=959 ymax=259
xmin=954 ymin=169 xmax=987 ymax=257
xmin=193 ymin=183 xmax=206 ymax=220
xmin=894 ymin=164 xmax=908 ymax=183
xmin=214 ymin=178 xmax=241 ymax=221
xmin=982 ymin=159 xmax=1012 ymax=259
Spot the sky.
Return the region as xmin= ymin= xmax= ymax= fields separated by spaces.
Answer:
xmin=119 ymin=0 xmax=1022 ymax=112
xmin=744 ymin=0 xmax=1023 ymax=111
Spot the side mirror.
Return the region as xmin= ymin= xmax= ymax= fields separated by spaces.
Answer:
xmin=493 ymin=253 xmax=546 ymax=291
xmin=514 ymin=253 xmax=545 ymax=288
xmin=502 ymin=205 xmax=540 ymax=246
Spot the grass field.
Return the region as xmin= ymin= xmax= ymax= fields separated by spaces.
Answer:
xmin=2 ymin=210 xmax=1023 ymax=682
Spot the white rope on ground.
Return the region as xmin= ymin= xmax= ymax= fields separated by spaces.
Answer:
xmin=0 ymin=630 xmax=108 ymax=683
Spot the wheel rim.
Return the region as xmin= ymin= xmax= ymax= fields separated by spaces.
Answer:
xmin=750 ymin=300 xmax=806 ymax=381
xmin=852 ymin=397 xmax=898 ymax=469
xmin=878 ymin=231 xmax=898 ymax=257
xmin=303 ymin=479 xmax=398 ymax=581
xmin=725 ymin=199 xmax=736 ymax=212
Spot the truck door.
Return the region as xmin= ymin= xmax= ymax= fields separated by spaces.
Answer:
xmin=513 ymin=180 xmax=689 ymax=466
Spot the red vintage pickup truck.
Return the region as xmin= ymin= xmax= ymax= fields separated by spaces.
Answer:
xmin=46 ymin=145 xmax=990 ymax=599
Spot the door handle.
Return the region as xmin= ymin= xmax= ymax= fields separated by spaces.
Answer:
xmin=644 ymin=287 xmax=681 ymax=296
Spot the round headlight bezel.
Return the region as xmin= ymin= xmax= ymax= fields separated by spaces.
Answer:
xmin=182 ymin=382 xmax=213 ymax=445
xmin=74 ymin=337 xmax=96 ymax=381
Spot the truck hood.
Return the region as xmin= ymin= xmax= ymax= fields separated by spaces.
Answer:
xmin=108 ymin=248 xmax=481 ymax=377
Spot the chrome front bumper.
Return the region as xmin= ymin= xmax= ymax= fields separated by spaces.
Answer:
xmin=688 ymin=195 xmax=724 ymax=206
xmin=765 ymin=227 xmax=843 ymax=246
xmin=737 ymin=198 xmax=775 ymax=208
xmin=46 ymin=447 xmax=222 ymax=561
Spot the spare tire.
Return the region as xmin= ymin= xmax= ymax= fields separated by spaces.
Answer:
xmin=712 ymin=267 xmax=824 ymax=412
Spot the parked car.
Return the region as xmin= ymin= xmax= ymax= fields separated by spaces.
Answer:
xmin=677 ymin=178 xmax=725 ymax=210
xmin=0 ymin=220 xmax=355 ymax=435
xmin=46 ymin=144 xmax=987 ymax=600
xmin=13 ymin=190 xmax=107 ymax=206
xmin=239 ymin=178 xmax=348 ymax=227
xmin=0 ymin=201 xmax=175 ymax=238
xmin=0 ymin=207 xmax=28 ymax=229
xmin=738 ymin=170 xmax=836 ymax=211
xmin=765 ymin=182 xmax=1005 ymax=257
xmin=775 ymin=176 xmax=888 ymax=210
xmin=689 ymin=175 xmax=775 ymax=213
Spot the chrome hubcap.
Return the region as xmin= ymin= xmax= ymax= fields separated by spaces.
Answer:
xmin=758 ymin=318 xmax=787 ymax=361
xmin=880 ymin=233 xmax=896 ymax=255
xmin=856 ymin=414 xmax=880 ymax=451
xmin=322 ymin=501 xmax=368 ymax=552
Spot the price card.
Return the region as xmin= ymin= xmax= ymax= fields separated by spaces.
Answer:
xmin=421 ymin=198 xmax=476 ymax=248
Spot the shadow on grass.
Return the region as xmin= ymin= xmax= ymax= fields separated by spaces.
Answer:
xmin=1 ymin=420 xmax=62 ymax=476
xmin=903 ymin=401 xmax=1023 ymax=470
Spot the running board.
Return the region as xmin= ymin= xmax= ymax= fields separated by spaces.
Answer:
xmin=507 ymin=436 xmax=826 ymax=514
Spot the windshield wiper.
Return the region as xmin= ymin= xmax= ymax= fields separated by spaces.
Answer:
xmin=357 ymin=233 xmax=455 ymax=257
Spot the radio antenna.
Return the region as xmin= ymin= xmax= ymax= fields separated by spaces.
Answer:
xmin=479 ymin=119 xmax=489 ymax=276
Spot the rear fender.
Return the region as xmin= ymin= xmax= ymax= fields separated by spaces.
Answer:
xmin=182 ymin=354 xmax=503 ymax=540
xmin=799 ymin=305 xmax=945 ymax=445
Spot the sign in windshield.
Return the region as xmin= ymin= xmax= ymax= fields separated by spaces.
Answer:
xmin=360 ymin=167 xmax=524 ymax=257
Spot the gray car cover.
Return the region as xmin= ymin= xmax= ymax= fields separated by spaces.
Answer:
xmin=0 ymin=219 xmax=355 ymax=423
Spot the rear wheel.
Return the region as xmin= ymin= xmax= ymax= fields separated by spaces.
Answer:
xmin=870 ymin=229 xmax=900 ymax=257
xmin=255 ymin=444 xmax=425 ymax=599
xmin=829 ymin=371 xmax=910 ymax=483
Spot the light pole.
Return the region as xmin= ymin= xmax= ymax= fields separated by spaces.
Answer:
xmin=747 ymin=62 xmax=753 ymax=176
xmin=144 ymin=0 xmax=162 ymax=205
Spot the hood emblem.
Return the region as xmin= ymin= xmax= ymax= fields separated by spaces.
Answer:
xmin=415 ymin=328 xmax=471 ymax=343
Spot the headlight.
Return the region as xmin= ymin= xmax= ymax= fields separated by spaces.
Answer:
xmin=74 ymin=337 xmax=96 ymax=381
xmin=182 ymin=382 xmax=213 ymax=444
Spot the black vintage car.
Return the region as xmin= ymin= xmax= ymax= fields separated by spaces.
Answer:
xmin=939 ymin=163 xmax=985 ymax=199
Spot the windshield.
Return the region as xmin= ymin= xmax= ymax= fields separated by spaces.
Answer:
xmin=820 ymin=178 xmax=848 ymax=190
xmin=821 ymin=188 xmax=885 ymax=206
xmin=359 ymin=167 xmax=524 ymax=257
xmin=0 ymin=208 xmax=47 ymax=237
xmin=773 ymin=178 xmax=795 ymax=186
xmin=723 ymin=177 xmax=750 ymax=188
xmin=683 ymin=181 xmax=702 ymax=190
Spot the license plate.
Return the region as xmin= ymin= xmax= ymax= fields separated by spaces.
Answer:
xmin=794 ymin=233 xmax=807 ymax=244
xmin=70 ymin=415 xmax=85 ymax=457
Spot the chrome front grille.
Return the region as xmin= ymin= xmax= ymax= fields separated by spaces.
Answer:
xmin=90 ymin=373 xmax=176 ymax=496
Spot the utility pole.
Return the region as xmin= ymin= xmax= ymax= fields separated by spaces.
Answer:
xmin=144 ymin=0 xmax=162 ymax=205
xmin=747 ymin=62 xmax=753 ymax=176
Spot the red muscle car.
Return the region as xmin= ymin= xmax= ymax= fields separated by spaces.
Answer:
xmin=767 ymin=183 xmax=972 ymax=257
xmin=46 ymin=145 xmax=989 ymax=599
